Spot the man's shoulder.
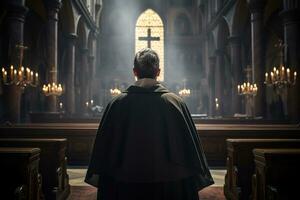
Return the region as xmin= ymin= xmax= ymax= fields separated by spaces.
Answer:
xmin=161 ymin=92 xmax=184 ymax=104
xmin=108 ymin=89 xmax=185 ymax=108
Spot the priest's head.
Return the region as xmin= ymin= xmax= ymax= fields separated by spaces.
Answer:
xmin=133 ymin=48 xmax=160 ymax=80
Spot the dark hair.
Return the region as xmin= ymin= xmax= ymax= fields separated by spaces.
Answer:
xmin=134 ymin=48 xmax=160 ymax=79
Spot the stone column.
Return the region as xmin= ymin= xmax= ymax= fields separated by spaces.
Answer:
xmin=44 ymin=0 xmax=61 ymax=112
xmin=247 ymin=0 xmax=266 ymax=117
xmin=88 ymin=54 xmax=95 ymax=101
xmin=64 ymin=33 xmax=77 ymax=115
xmin=79 ymin=48 xmax=89 ymax=114
xmin=208 ymin=56 xmax=216 ymax=117
xmin=3 ymin=0 xmax=28 ymax=123
xmin=280 ymin=0 xmax=300 ymax=122
xmin=228 ymin=35 xmax=242 ymax=115
xmin=215 ymin=49 xmax=225 ymax=116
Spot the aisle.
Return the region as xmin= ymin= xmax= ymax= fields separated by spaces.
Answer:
xmin=67 ymin=168 xmax=226 ymax=200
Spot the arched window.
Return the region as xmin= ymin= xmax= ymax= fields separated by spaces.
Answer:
xmin=135 ymin=9 xmax=164 ymax=81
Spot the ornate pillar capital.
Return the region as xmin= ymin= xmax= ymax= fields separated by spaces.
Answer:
xmin=44 ymin=0 xmax=62 ymax=21
xmin=280 ymin=0 xmax=300 ymax=24
xmin=215 ymin=49 xmax=225 ymax=56
xmin=228 ymin=35 xmax=241 ymax=45
xmin=88 ymin=55 xmax=95 ymax=60
xmin=80 ymin=48 xmax=89 ymax=54
xmin=247 ymin=0 xmax=266 ymax=13
xmin=65 ymin=33 xmax=78 ymax=44
xmin=6 ymin=4 xmax=28 ymax=22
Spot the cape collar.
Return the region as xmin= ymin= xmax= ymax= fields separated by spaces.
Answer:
xmin=134 ymin=78 xmax=159 ymax=88
xmin=124 ymin=83 xmax=169 ymax=93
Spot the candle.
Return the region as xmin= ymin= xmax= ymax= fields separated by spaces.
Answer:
xmin=18 ymin=70 xmax=22 ymax=81
xmin=59 ymin=102 xmax=63 ymax=109
xmin=1 ymin=68 xmax=4 ymax=81
xmin=3 ymin=70 xmax=7 ymax=83
xmin=265 ymin=73 xmax=268 ymax=83
xmin=281 ymin=66 xmax=285 ymax=80
xmin=276 ymin=70 xmax=279 ymax=81
xmin=294 ymin=71 xmax=297 ymax=83
xmin=58 ymin=84 xmax=62 ymax=93
xmin=21 ymin=66 xmax=24 ymax=78
xmin=35 ymin=73 xmax=38 ymax=84
xmin=14 ymin=69 xmax=17 ymax=81
xmin=287 ymin=68 xmax=290 ymax=82
xmin=237 ymin=85 xmax=240 ymax=94
xmin=30 ymin=71 xmax=33 ymax=82
xmin=10 ymin=65 xmax=13 ymax=81
xmin=271 ymin=72 xmax=274 ymax=83
xmin=86 ymin=101 xmax=89 ymax=107
xmin=91 ymin=99 xmax=94 ymax=106
xmin=26 ymin=68 xmax=29 ymax=81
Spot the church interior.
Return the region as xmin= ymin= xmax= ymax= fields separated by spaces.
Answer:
xmin=0 ymin=0 xmax=299 ymax=199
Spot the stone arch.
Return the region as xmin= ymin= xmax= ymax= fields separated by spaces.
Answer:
xmin=208 ymin=32 xmax=216 ymax=57
xmin=59 ymin=0 xmax=76 ymax=33
xmin=134 ymin=7 xmax=167 ymax=30
xmin=264 ymin=3 xmax=284 ymax=72
xmin=95 ymin=1 xmax=103 ymax=28
xmin=216 ymin=17 xmax=232 ymax=114
xmin=231 ymin=0 xmax=250 ymax=36
xmin=217 ymin=17 xmax=230 ymax=50
xmin=75 ymin=16 xmax=88 ymax=112
xmin=135 ymin=8 xmax=165 ymax=81
xmin=87 ymin=30 xmax=97 ymax=100
xmin=76 ymin=16 xmax=88 ymax=49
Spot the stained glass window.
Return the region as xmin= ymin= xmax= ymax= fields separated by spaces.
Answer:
xmin=135 ymin=9 xmax=164 ymax=81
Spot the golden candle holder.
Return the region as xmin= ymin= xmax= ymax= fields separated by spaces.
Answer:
xmin=85 ymin=99 xmax=94 ymax=108
xmin=264 ymin=66 xmax=297 ymax=90
xmin=1 ymin=65 xmax=39 ymax=89
xmin=110 ymin=88 xmax=121 ymax=97
xmin=215 ymin=98 xmax=220 ymax=111
xmin=42 ymin=82 xmax=63 ymax=96
xmin=178 ymin=88 xmax=191 ymax=97
xmin=237 ymin=82 xmax=258 ymax=117
xmin=237 ymin=82 xmax=258 ymax=96
xmin=178 ymin=79 xmax=191 ymax=97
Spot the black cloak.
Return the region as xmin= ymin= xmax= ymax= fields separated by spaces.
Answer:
xmin=85 ymin=84 xmax=214 ymax=190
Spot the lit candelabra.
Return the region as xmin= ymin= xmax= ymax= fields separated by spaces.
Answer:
xmin=215 ymin=98 xmax=220 ymax=111
xmin=110 ymin=88 xmax=121 ymax=97
xmin=85 ymin=99 xmax=94 ymax=108
xmin=178 ymin=88 xmax=191 ymax=97
xmin=264 ymin=66 xmax=297 ymax=89
xmin=237 ymin=82 xmax=258 ymax=96
xmin=178 ymin=79 xmax=191 ymax=97
xmin=42 ymin=82 xmax=63 ymax=96
xmin=1 ymin=65 xmax=39 ymax=88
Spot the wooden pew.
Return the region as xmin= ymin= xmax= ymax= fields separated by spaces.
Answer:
xmin=252 ymin=149 xmax=300 ymax=200
xmin=0 ymin=139 xmax=70 ymax=200
xmin=224 ymin=139 xmax=300 ymax=200
xmin=0 ymin=123 xmax=299 ymax=166
xmin=0 ymin=147 xmax=41 ymax=200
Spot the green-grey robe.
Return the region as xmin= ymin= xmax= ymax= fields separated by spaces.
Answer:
xmin=85 ymin=84 xmax=214 ymax=190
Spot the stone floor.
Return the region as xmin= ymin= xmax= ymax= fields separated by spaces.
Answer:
xmin=67 ymin=167 xmax=226 ymax=187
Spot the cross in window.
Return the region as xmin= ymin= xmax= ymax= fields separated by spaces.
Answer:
xmin=138 ymin=28 xmax=160 ymax=48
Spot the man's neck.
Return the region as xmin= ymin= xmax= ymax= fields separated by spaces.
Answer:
xmin=134 ymin=78 xmax=159 ymax=88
